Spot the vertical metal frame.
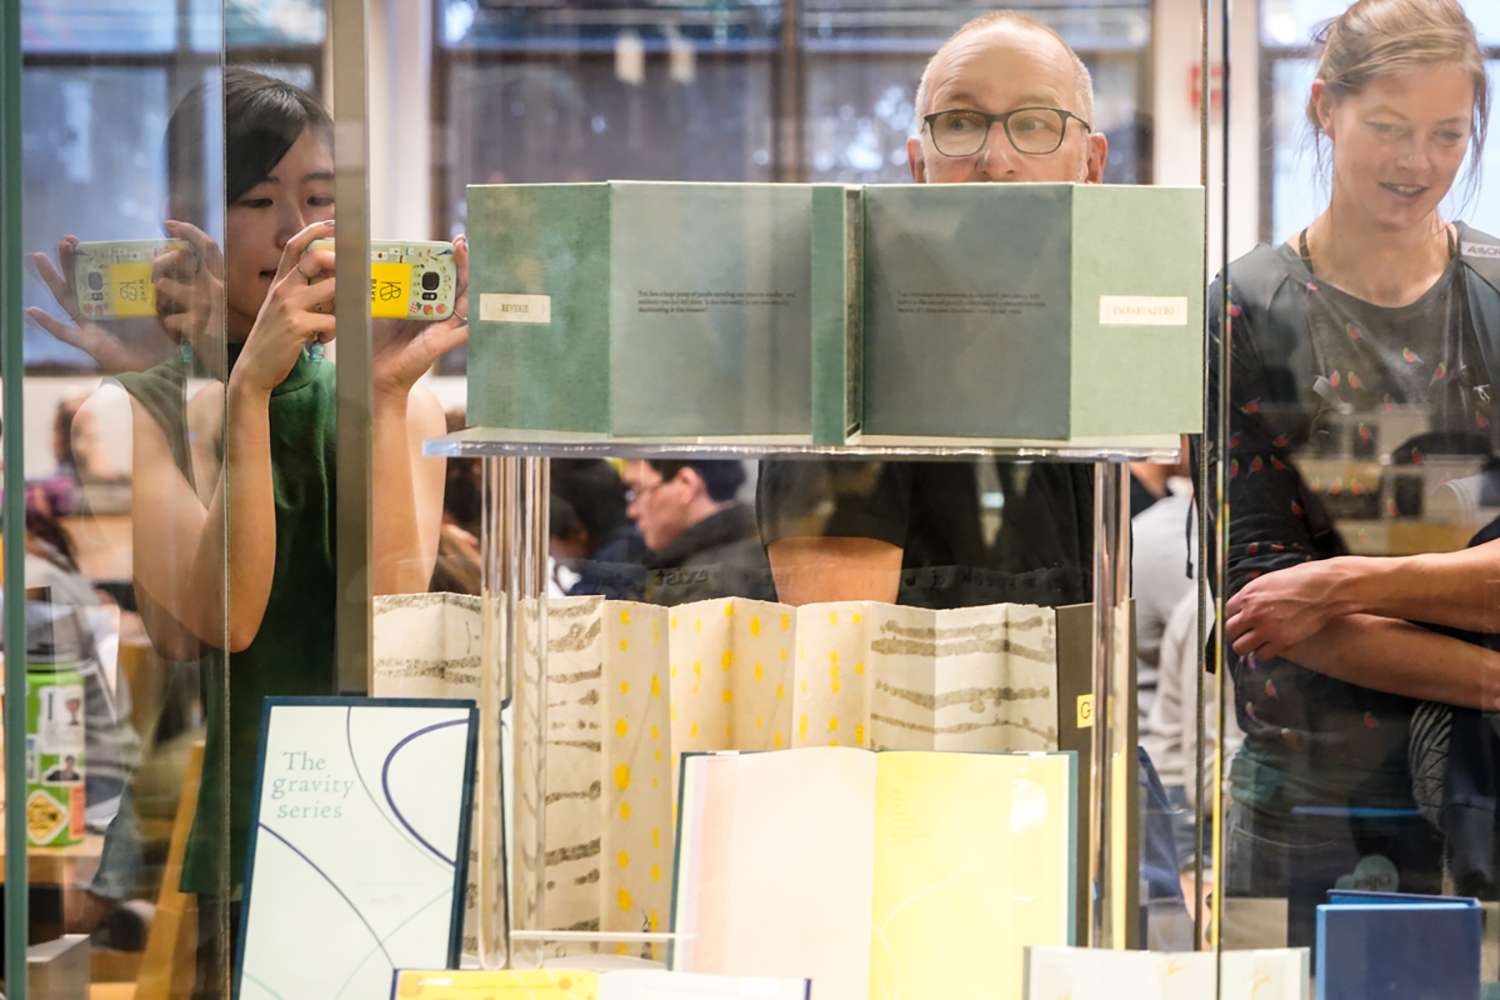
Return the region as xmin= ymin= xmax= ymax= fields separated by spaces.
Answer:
xmin=2 ymin=0 xmax=27 ymax=992
xmin=330 ymin=0 xmax=375 ymax=694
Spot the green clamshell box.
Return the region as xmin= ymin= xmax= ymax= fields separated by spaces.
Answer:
xmin=466 ymin=181 xmax=860 ymax=442
xmin=861 ymin=182 xmax=1205 ymax=441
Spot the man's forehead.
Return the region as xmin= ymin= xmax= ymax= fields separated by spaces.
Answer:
xmin=926 ymin=25 xmax=1077 ymax=112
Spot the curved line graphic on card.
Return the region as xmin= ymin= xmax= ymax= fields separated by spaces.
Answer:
xmin=382 ymin=718 xmax=469 ymax=867
xmin=255 ymin=823 xmax=395 ymax=970
xmin=345 ymin=707 xmax=447 ymax=871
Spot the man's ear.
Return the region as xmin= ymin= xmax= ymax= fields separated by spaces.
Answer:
xmin=677 ymin=466 xmax=707 ymax=501
xmin=907 ymin=135 xmax=927 ymax=184
xmin=1082 ymin=131 xmax=1109 ymax=184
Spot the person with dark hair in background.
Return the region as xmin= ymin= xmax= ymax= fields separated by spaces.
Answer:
xmin=623 ymin=459 xmax=774 ymax=606
xmin=550 ymin=459 xmax=648 ymax=599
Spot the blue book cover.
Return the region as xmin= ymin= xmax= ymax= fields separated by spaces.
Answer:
xmin=1316 ymin=897 xmax=1480 ymax=1000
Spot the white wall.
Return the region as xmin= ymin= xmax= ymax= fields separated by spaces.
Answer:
xmin=1154 ymin=0 xmax=1262 ymax=274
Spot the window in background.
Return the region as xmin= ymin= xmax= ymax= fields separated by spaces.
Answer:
xmin=434 ymin=0 xmax=1153 ymax=228
xmin=21 ymin=0 xmax=325 ymax=370
xmin=801 ymin=1 xmax=1151 ymax=185
xmin=1260 ymin=0 xmax=1500 ymax=246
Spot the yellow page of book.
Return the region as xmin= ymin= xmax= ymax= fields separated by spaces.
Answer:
xmin=394 ymin=969 xmax=601 ymax=998
xmin=868 ymin=752 xmax=1073 ymax=1000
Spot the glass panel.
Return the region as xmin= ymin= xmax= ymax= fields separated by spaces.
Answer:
xmin=431 ymin=0 xmax=1208 ymax=975
xmin=3 ymin=1 xmax=345 ymax=997
xmin=1221 ymin=0 xmax=1500 ymax=993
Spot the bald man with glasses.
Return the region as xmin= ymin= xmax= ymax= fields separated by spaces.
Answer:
xmin=758 ymin=11 xmax=1109 ymax=611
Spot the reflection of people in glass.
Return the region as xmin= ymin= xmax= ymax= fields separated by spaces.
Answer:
xmin=1208 ymin=0 xmax=1496 ymax=949
xmin=31 ymin=68 xmax=466 ymax=977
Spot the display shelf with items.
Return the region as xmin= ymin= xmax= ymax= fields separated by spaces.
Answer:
xmin=420 ymin=433 xmax=1157 ymax=982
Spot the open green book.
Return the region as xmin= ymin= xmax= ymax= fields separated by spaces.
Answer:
xmin=671 ymin=748 xmax=1076 ymax=1000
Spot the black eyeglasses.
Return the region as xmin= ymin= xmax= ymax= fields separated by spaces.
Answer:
xmin=625 ymin=480 xmax=667 ymax=504
xmin=923 ymin=107 xmax=1091 ymax=158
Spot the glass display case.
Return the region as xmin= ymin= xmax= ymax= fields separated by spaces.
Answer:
xmin=17 ymin=0 xmax=1499 ymax=997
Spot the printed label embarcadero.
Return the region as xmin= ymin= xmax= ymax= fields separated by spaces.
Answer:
xmin=1097 ymin=295 xmax=1190 ymax=326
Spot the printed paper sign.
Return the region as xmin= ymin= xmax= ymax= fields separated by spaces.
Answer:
xmin=1098 ymin=296 xmax=1190 ymax=326
xmin=481 ymin=292 xmax=552 ymax=324
xmin=237 ymin=698 xmax=477 ymax=1000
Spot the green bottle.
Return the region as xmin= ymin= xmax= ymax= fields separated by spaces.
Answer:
xmin=22 ymin=589 xmax=87 ymax=847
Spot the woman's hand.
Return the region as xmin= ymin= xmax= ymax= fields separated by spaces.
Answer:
xmin=370 ymin=234 xmax=470 ymax=399
xmin=27 ymin=236 xmax=169 ymax=374
xmin=154 ymin=221 xmax=226 ymax=372
xmin=232 ymin=220 xmax=337 ymax=398
xmin=1226 ymin=557 xmax=1356 ymax=659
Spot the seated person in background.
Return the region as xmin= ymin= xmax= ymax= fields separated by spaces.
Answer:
xmin=550 ymin=458 xmax=647 ymax=598
xmin=624 ymin=459 xmax=774 ymax=606
xmin=759 ymin=10 xmax=1105 ymax=611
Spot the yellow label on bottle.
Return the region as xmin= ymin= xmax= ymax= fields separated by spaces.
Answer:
xmin=370 ymin=262 xmax=413 ymax=319
xmin=108 ymin=262 xmax=156 ymax=317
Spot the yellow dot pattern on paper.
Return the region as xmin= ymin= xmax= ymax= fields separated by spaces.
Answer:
xmin=652 ymin=674 xmax=662 ymax=697
xmin=775 ymin=732 xmax=783 ymax=748
xmin=653 ymin=619 xmax=660 ymax=646
xmin=800 ymin=714 xmax=808 ymax=741
xmin=671 ymin=664 xmax=678 ymax=680
xmin=725 ymin=725 xmax=732 ymax=736
xmin=655 ymin=749 xmax=661 ymax=761
xmin=672 ymin=616 xmax=678 ymax=630
xmin=653 ymin=829 xmax=661 ymax=848
xmin=722 ymin=690 xmax=732 ymax=703
xmin=754 ymin=663 xmax=764 ymax=682
xmin=722 ymin=651 xmax=733 ymax=671
xmin=670 ymin=704 xmax=676 ymax=721
xmin=652 ymin=864 xmax=662 ymax=882
xmin=856 ymin=724 xmax=866 ymax=745
xmin=691 ymin=722 xmax=698 ymax=738
xmin=751 ymin=616 xmax=761 ymax=637
xmin=619 ymin=851 xmax=630 ymax=868
xmin=829 ymin=717 xmax=839 ymax=732
xmin=853 ymin=612 xmax=862 ymax=624
xmin=692 ymin=684 xmax=699 ymax=694
xmin=801 ymin=680 xmax=808 ymax=693
xmin=696 ymin=620 xmax=702 ymax=634
xmin=780 ymin=648 xmax=788 ymax=662
xmin=616 ymin=718 xmax=628 ymax=738
xmin=618 ymin=889 xmax=632 ymax=912
xmin=856 ymin=661 xmax=865 ymax=675
xmin=781 ymin=613 xmax=790 ymax=630
xmin=777 ymin=684 xmax=785 ymax=699
xmin=621 ymin=609 xmax=630 ymax=625
xmin=756 ymin=717 xmax=763 ymax=728
xmin=620 ymin=639 xmax=629 ymax=651
xmin=694 ymin=660 xmax=702 ymax=679
xmin=617 ymin=942 xmax=630 ymax=956
xmin=829 ymin=613 xmax=838 ymax=625
xmin=652 ymin=777 xmax=659 ymax=788
xmin=621 ymin=802 xmax=631 ymax=820
xmin=651 ymin=724 xmax=659 ymax=740
xmin=620 ymin=680 xmax=630 ymax=693
xmin=614 ymin=764 xmax=631 ymax=791
xmin=724 ymin=602 xmax=734 ymax=617
xmin=831 ymin=667 xmax=841 ymax=694
xmin=650 ymin=909 xmax=658 ymax=931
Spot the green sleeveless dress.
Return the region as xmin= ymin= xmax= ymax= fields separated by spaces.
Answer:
xmin=116 ymin=344 xmax=338 ymax=894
